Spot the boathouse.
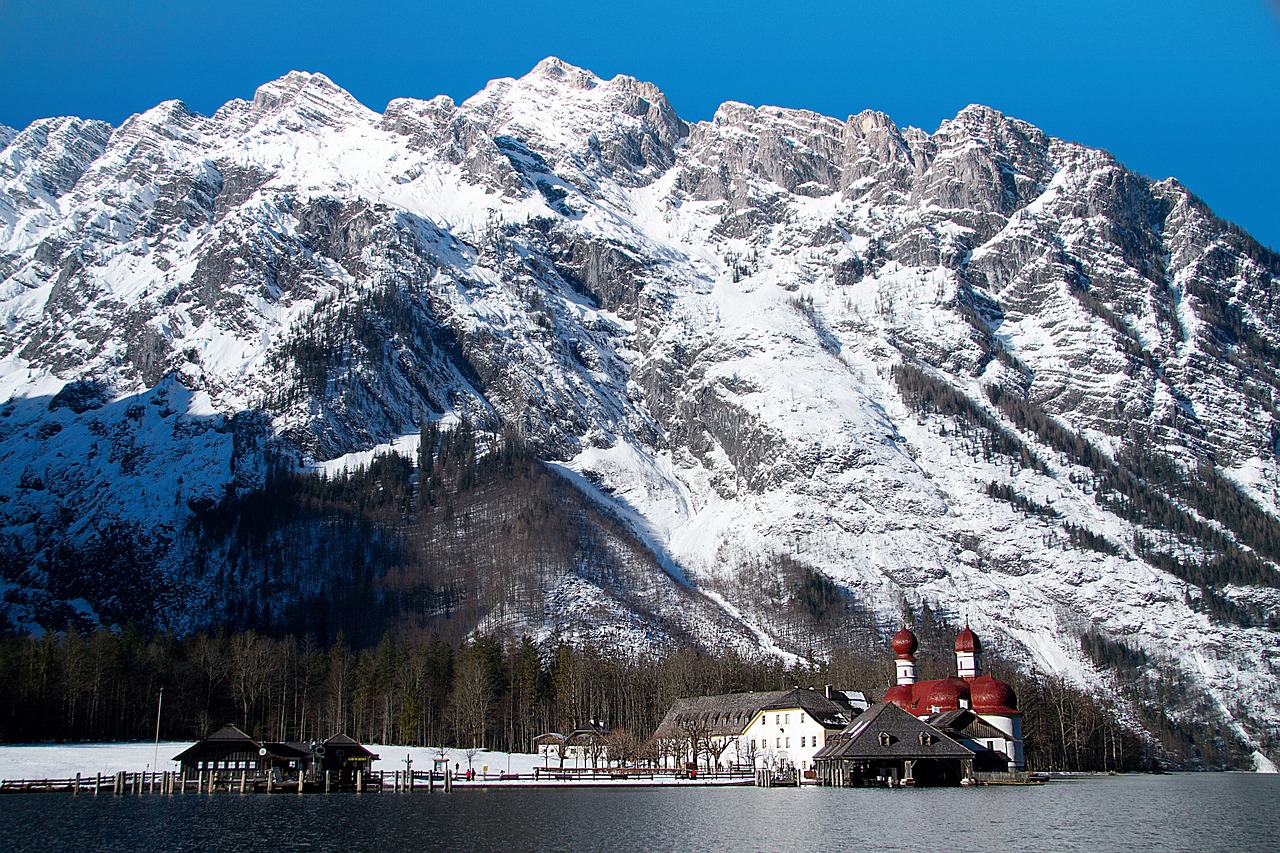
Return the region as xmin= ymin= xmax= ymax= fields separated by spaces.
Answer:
xmin=812 ymin=701 xmax=974 ymax=786
xmin=173 ymin=726 xmax=377 ymax=788
xmin=315 ymin=734 xmax=379 ymax=786
xmin=173 ymin=724 xmax=264 ymax=776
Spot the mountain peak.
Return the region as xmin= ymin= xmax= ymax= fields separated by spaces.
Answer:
xmin=250 ymin=70 xmax=369 ymax=119
xmin=525 ymin=56 xmax=599 ymax=90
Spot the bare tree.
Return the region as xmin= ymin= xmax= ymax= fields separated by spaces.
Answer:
xmin=229 ymin=631 xmax=281 ymax=735
xmin=676 ymin=715 xmax=713 ymax=773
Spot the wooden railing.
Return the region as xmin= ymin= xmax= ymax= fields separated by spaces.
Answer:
xmin=1 ymin=764 xmax=760 ymax=794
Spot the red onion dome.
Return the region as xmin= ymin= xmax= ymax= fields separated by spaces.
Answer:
xmin=971 ymin=675 xmax=1018 ymax=714
xmin=924 ymin=676 xmax=971 ymax=712
xmin=892 ymin=627 xmax=919 ymax=657
xmin=883 ymin=684 xmax=914 ymax=711
xmin=955 ymin=626 xmax=982 ymax=653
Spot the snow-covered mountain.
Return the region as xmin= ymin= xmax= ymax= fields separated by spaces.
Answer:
xmin=2 ymin=58 xmax=1278 ymax=757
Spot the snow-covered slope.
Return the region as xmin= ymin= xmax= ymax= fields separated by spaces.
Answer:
xmin=2 ymin=60 xmax=1278 ymax=757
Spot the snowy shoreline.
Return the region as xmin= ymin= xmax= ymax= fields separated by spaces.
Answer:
xmin=0 ymin=742 xmax=557 ymax=781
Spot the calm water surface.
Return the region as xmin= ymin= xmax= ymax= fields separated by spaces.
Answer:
xmin=1 ymin=774 xmax=1276 ymax=852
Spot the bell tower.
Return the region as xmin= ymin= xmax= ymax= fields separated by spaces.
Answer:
xmin=892 ymin=627 xmax=918 ymax=685
xmin=955 ymin=626 xmax=982 ymax=679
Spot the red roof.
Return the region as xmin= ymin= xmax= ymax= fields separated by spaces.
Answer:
xmin=955 ymin=626 xmax=982 ymax=653
xmin=922 ymin=676 xmax=971 ymax=713
xmin=885 ymin=677 xmax=976 ymax=716
xmin=971 ymin=674 xmax=1019 ymax=715
xmin=892 ymin=627 xmax=919 ymax=658
xmin=883 ymin=683 xmax=914 ymax=711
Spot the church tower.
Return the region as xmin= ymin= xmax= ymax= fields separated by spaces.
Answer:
xmin=893 ymin=627 xmax=918 ymax=685
xmin=955 ymin=625 xmax=981 ymax=679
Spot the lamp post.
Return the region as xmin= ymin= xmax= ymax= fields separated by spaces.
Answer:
xmin=152 ymin=688 xmax=164 ymax=774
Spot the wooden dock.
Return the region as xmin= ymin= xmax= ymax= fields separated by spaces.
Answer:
xmin=0 ymin=766 xmax=763 ymax=794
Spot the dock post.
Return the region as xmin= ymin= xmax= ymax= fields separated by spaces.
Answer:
xmin=94 ymin=773 xmax=100 ymax=795
xmin=444 ymin=768 xmax=452 ymax=792
xmin=240 ymin=770 xmax=246 ymax=794
xmin=357 ymin=770 xmax=364 ymax=793
xmin=429 ymin=770 xmax=434 ymax=792
xmin=325 ymin=771 xmax=331 ymax=793
xmin=267 ymin=771 xmax=274 ymax=794
xmin=74 ymin=773 xmax=80 ymax=796
xmin=298 ymin=773 xmax=304 ymax=795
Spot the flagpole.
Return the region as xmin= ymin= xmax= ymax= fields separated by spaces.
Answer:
xmin=153 ymin=688 xmax=164 ymax=774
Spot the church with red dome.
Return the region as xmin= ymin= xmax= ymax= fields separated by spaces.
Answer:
xmin=883 ymin=625 xmax=1025 ymax=771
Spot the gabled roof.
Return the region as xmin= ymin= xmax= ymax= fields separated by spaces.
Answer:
xmin=567 ymin=722 xmax=609 ymax=743
xmin=203 ymin=723 xmax=256 ymax=742
xmin=759 ymin=688 xmax=854 ymax=729
xmin=172 ymin=724 xmax=259 ymax=761
xmin=322 ymin=733 xmax=377 ymax=758
xmin=814 ymin=702 xmax=974 ymax=761
xmin=929 ymin=709 xmax=1009 ymax=742
xmin=533 ymin=732 xmax=567 ymax=745
xmin=654 ymin=688 xmax=851 ymax=739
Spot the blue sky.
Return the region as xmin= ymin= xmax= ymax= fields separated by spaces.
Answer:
xmin=2 ymin=1 xmax=1278 ymax=247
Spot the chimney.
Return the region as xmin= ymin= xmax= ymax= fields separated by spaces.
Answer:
xmin=825 ymin=684 xmax=833 ymax=700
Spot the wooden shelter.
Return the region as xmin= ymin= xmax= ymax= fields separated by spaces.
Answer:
xmin=172 ymin=724 xmax=263 ymax=776
xmin=315 ymin=734 xmax=378 ymax=787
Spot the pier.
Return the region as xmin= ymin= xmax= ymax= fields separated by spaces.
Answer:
xmin=0 ymin=765 xmax=763 ymax=794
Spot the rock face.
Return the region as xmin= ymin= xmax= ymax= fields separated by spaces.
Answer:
xmin=1 ymin=61 xmax=1279 ymax=755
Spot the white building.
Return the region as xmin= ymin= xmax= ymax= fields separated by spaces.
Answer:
xmin=653 ymin=687 xmax=861 ymax=772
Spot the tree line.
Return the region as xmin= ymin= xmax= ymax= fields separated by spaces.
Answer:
xmin=0 ymin=619 xmax=1230 ymax=772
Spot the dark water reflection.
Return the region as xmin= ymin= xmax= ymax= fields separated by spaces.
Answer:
xmin=1 ymin=773 xmax=1277 ymax=852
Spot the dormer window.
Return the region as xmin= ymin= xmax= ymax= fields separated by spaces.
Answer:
xmin=878 ymin=732 xmax=892 ymax=746
xmin=918 ymin=732 xmax=935 ymax=746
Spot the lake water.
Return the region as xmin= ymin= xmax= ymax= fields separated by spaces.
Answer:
xmin=0 ymin=773 xmax=1276 ymax=852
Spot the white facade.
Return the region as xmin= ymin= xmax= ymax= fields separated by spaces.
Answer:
xmin=977 ymin=713 xmax=1025 ymax=770
xmin=738 ymin=707 xmax=840 ymax=771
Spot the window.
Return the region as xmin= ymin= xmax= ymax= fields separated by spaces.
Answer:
xmin=751 ymin=739 xmax=756 ymax=750
xmin=785 ymin=738 xmax=790 ymax=748
xmin=800 ymin=736 xmax=805 ymax=748
xmin=776 ymin=738 xmax=781 ymax=748
xmin=785 ymin=714 xmax=790 ymax=725
xmin=776 ymin=714 xmax=781 ymax=725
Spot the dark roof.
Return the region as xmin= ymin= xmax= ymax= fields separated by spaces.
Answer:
xmin=263 ymin=742 xmax=311 ymax=759
xmin=204 ymin=724 xmax=256 ymax=742
xmin=567 ymin=722 xmax=609 ymax=743
xmin=929 ymin=709 xmax=1009 ymax=742
xmin=322 ymin=734 xmax=378 ymax=758
xmin=172 ymin=724 xmax=259 ymax=762
xmin=814 ymin=703 xmax=974 ymax=762
xmin=654 ymin=688 xmax=850 ymax=739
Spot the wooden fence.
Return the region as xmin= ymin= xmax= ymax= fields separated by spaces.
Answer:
xmin=1 ymin=763 xmax=765 ymax=795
